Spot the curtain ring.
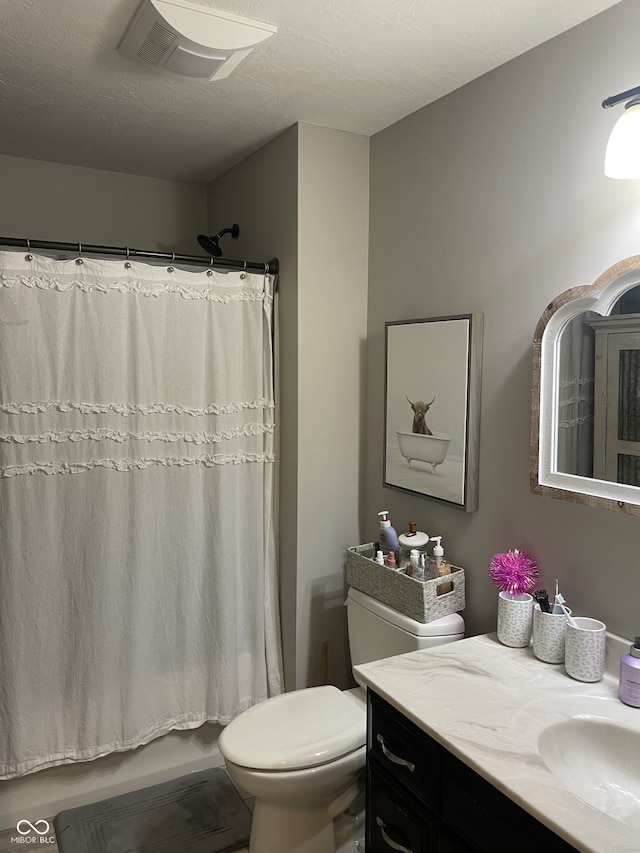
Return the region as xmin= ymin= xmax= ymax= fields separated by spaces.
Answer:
xmin=26 ymin=238 xmax=31 ymax=250
xmin=25 ymin=238 xmax=33 ymax=261
xmin=76 ymin=242 xmax=83 ymax=265
xmin=124 ymin=247 xmax=131 ymax=269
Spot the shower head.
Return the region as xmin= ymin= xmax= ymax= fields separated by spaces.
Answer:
xmin=197 ymin=224 xmax=239 ymax=257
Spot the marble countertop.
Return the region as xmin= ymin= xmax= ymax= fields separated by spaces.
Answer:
xmin=353 ymin=632 xmax=640 ymax=853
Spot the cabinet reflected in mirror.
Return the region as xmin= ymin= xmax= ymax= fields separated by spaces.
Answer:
xmin=532 ymin=256 xmax=640 ymax=515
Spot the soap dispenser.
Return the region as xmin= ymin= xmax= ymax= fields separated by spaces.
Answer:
xmin=619 ymin=636 xmax=640 ymax=707
xmin=377 ymin=511 xmax=400 ymax=552
xmin=429 ymin=536 xmax=452 ymax=594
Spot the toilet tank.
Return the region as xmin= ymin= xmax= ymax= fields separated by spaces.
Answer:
xmin=347 ymin=586 xmax=464 ymax=668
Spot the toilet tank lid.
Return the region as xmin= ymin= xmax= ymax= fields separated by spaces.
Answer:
xmin=218 ymin=685 xmax=366 ymax=771
xmin=347 ymin=586 xmax=464 ymax=637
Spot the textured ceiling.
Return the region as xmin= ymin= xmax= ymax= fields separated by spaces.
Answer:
xmin=0 ymin=0 xmax=622 ymax=184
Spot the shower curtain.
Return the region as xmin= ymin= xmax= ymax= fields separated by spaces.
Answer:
xmin=0 ymin=250 xmax=283 ymax=779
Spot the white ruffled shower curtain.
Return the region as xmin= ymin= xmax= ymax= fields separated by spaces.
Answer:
xmin=0 ymin=250 xmax=283 ymax=779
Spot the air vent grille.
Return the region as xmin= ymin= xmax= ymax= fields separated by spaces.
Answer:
xmin=136 ymin=21 xmax=177 ymax=67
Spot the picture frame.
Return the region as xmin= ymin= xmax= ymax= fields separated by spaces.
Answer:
xmin=384 ymin=314 xmax=483 ymax=512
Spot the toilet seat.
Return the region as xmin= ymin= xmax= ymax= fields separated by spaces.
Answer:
xmin=219 ymin=685 xmax=366 ymax=771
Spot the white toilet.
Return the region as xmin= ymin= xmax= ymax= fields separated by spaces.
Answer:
xmin=218 ymin=586 xmax=464 ymax=853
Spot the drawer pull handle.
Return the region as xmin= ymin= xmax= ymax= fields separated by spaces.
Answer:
xmin=375 ymin=816 xmax=414 ymax=853
xmin=376 ymin=734 xmax=416 ymax=772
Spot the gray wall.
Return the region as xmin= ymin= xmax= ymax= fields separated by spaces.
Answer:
xmin=0 ymin=155 xmax=206 ymax=253
xmin=206 ymin=125 xmax=300 ymax=691
xmin=296 ymin=123 xmax=369 ymax=688
xmin=207 ymin=123 xmax=370 ymax=690
xmin=365 ymin=0 xmax=640 ymax=640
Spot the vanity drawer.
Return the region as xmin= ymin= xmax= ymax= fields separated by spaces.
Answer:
xmin=367 ymin=763 xmax=438 ymax=853
xmin=368 ymin=690 xmax=442 ymax=813
xmin=442 ymin=751 xmax=580 ymax=853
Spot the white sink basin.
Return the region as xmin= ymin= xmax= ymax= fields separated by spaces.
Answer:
xmin=538 ymin=717 xmax=640 ymax=830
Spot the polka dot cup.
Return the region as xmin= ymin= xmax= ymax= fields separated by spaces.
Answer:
xmin=497 ymin=591 xmax=533 ymax=648
xmin=564 ymin=617 xmax=607 ymax=682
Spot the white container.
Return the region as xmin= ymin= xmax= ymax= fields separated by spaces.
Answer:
xmin=496 ymin=591 xmax=533 ymax=648
xmin=532 ymin=603 xmax=571 ymax=664
xmin=564 ymin=617 xmax=607 ymax=682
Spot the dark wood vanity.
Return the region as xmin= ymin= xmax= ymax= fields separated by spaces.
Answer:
xmin=366 ymin=690 xmax=581 ymax=853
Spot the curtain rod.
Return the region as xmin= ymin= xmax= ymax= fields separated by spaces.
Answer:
xmin=0 ymin=236 xmax=279 ymax=277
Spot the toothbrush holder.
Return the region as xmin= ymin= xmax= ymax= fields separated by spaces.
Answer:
xmin=496 ymin=591 xmax=533 ymax=648
xmin=564 ymin=617 xmax=607 ymax=682
xmin=532 ymin=603 xmax=571 ymax=664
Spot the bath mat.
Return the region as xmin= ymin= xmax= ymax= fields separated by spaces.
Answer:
xmin=54 ymin=767 xmax=251 ymax=853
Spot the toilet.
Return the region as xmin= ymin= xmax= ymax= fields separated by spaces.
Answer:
xmin=218 ymin=586 xmax=464 ymax=853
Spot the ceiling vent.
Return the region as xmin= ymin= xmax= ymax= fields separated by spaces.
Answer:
xmin=118 ymin=0 xmax=276 ymax=81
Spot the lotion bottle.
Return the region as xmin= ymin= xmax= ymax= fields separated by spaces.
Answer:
xmin=619 ymin=636 xmax=640 ymax=707
xmin=377 ymin=511 xmax=400 ymax=552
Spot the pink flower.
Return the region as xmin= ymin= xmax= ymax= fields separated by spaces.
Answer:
xmin=489 ymin=549 xmax=538 ymax=595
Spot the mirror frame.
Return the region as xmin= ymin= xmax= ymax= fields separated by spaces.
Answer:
xmin=531 ymin=254 xmax=640 ymax=516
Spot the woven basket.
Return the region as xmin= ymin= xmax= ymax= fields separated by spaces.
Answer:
xmin=346 ymin=543 xmax=465 ymax=624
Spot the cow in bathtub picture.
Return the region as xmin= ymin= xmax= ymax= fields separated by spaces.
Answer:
xmin=384 ymin=314 xmax=482 ymax=510
xmin=397 ymin=395 xmax=452 ymax=473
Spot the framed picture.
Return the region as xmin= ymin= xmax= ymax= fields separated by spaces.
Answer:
xmin=384 ymin=314 xmax=483 ymax=512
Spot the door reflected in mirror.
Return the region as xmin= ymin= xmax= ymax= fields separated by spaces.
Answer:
xmin=556 ymin=289 xmax=640 ymax=487
xmin=532 ymin=257 xmax=640 ymax=515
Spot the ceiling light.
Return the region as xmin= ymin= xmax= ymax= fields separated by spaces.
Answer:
xmin=602 ymin=85 xmax=640 ymax=179
xmin=118 ymin=0 xmax=276 ymax=82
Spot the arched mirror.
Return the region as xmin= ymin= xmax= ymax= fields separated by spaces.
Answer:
xmin=532 ymin=255 xmax=640 ymax=515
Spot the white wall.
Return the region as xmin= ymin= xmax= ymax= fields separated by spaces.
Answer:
xmin=207 ymin=122 xmax=370 ymax=689
xmin=365 ymin=0 xmax=640 ymax=640
xmin=205 ymin=125 xmax=300 ymax=690
xmin=296 ymin=123 xmax=369 ymax=689
xmin=0 ymin=155 xmax=206 ymax=253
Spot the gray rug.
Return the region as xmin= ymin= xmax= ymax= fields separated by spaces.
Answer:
xmin=54 ymin=767 xmax=252 ymax=853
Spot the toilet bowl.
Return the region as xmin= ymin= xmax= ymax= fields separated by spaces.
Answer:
xmin=219 ymin=685 xmax=366 ymax=853
xmin=219 ymin=587 xmax=465 ymax=853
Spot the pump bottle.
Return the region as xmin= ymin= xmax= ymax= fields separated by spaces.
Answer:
xmin=377 ymin=511 xmax=400 ymax=552
xmin=619 ymin=636 xmax=640 ymax=707
xmin=429 ymin=536 xmax=452 ymax=594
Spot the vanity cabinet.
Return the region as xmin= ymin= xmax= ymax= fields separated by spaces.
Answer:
xmin=366 ymin=690 xmax=580 ymax=853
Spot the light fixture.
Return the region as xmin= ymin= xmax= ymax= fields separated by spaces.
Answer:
xmin=602 ymin=85 xmax=640 ymax=179
xmin=118 ymin=0 xmax=276 ymax=82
